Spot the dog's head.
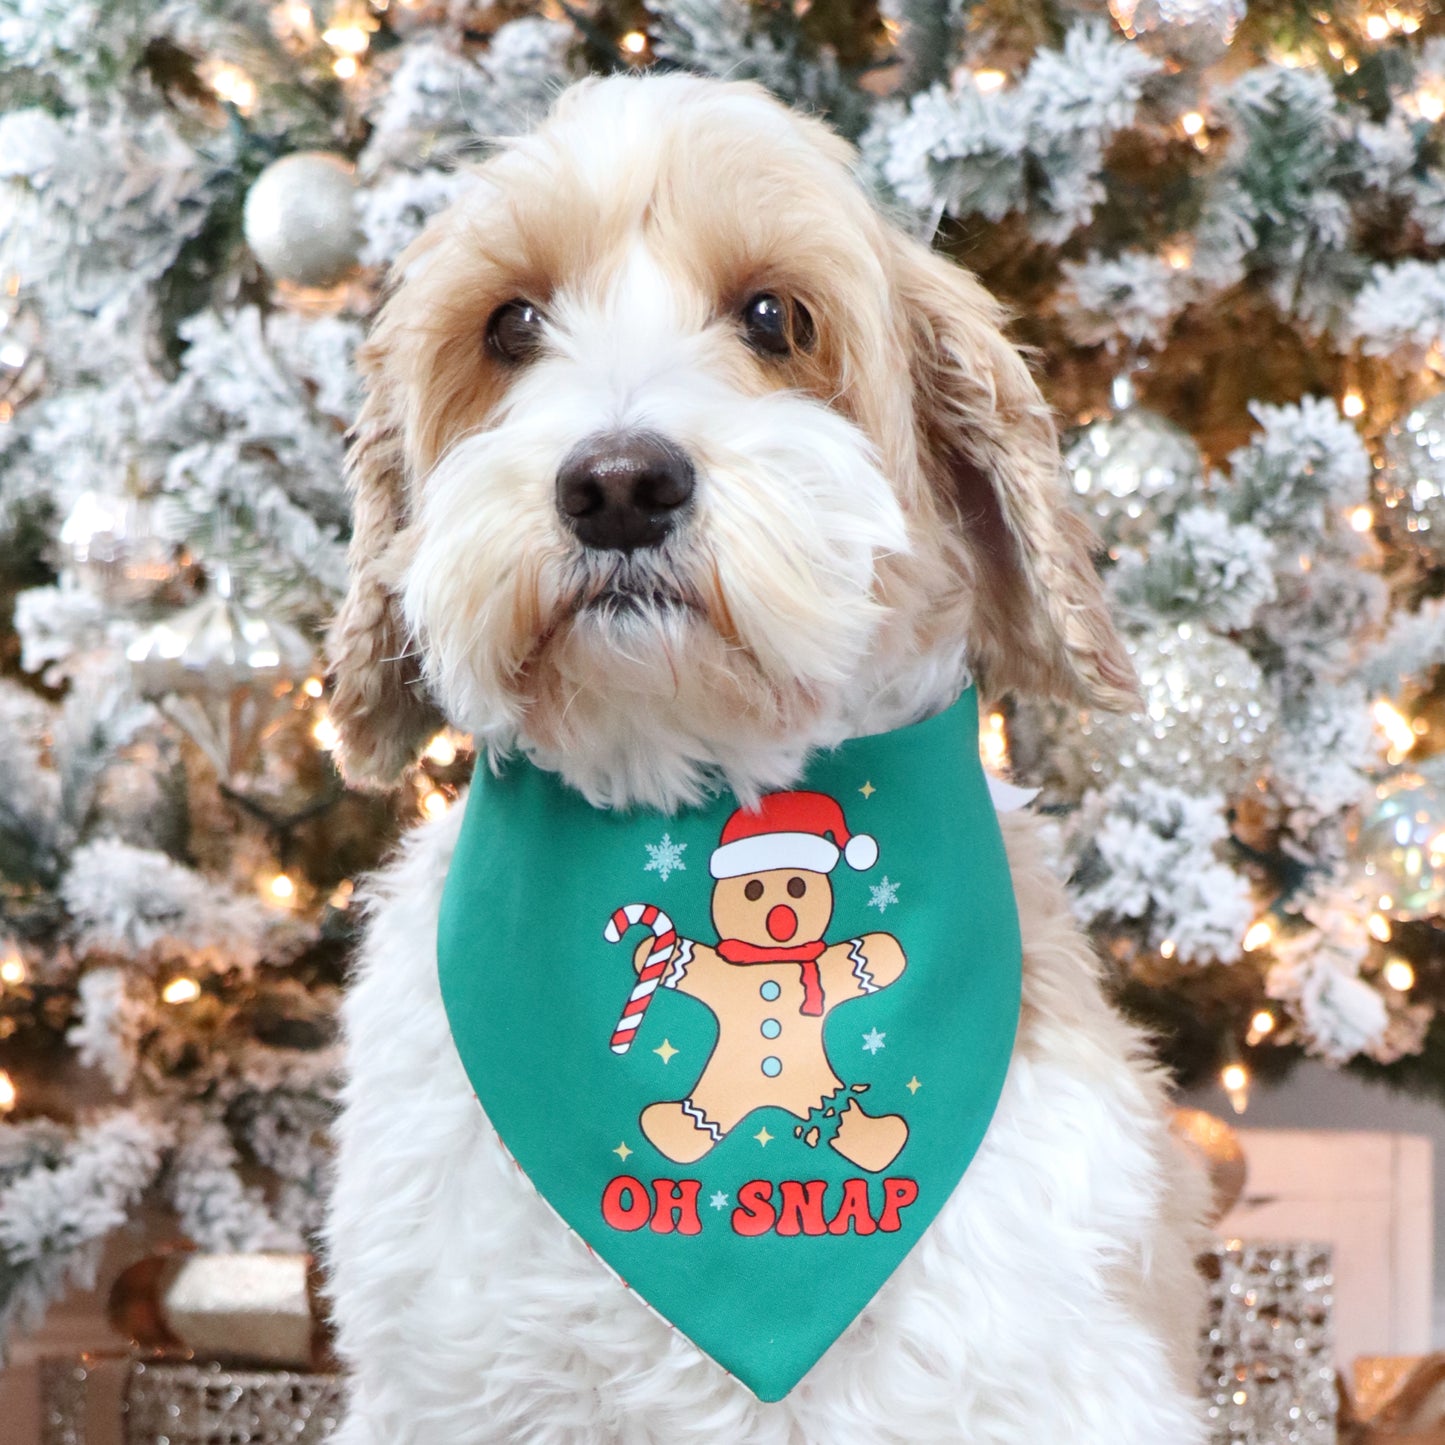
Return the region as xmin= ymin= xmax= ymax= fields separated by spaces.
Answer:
xmin=327 ymin=74 xmax=1134 ymax=806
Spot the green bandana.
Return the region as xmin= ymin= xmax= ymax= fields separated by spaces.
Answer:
xmin=438 ymin=688 xmax=1021 ymax=1401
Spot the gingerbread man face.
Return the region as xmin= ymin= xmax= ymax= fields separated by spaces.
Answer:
xmin=710 ymin=869 xmax=833 ymax=949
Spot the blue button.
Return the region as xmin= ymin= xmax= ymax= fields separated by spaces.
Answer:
xmin=761 ymin=1056 xmax=782 ymax=1077
xmin=760 ymin=981 xmax=781 ymax=1001
xmin=760 ymin=1018 xmax=781 ymax=1039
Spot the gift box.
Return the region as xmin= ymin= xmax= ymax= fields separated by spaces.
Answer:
xmin=39 ymin=1356 xmax=343 ymax=1445
xmin=1200 ymin=1240 xmax=1338 ymax=1444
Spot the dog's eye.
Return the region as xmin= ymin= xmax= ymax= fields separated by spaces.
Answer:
xmin=741 ymin=293 xmax=814 ymax=357
xmin=487 ymin=299 xmax=546 ymax=364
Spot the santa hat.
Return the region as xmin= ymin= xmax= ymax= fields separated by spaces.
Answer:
xmin=709 ymin=791 xmax=878 ymax=880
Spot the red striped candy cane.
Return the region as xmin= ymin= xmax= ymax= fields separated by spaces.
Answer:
xmin=604 ymin=903 xmax=677 ymax=1055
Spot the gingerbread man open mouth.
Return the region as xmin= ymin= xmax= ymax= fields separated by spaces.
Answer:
xmin=608 ymin=790 xmax=910 ymax=1174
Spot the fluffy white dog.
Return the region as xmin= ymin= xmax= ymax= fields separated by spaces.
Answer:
xmin=323 ymin=73 xmax=1209 ymax=1445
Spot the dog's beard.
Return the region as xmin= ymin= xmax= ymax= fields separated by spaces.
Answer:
xmin=402 ymin=388 xmax=910 ymax=807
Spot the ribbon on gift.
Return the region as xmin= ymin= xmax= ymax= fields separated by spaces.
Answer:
xmin=1340 ymin=1356 xmax=1445 ymax=1443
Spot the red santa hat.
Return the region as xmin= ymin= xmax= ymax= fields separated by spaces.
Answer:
xmin=709 ymin=790 xmax=878 ymax=880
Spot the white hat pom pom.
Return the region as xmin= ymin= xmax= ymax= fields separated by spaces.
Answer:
xmin=844 ymin=833 xmax=878 ymax=871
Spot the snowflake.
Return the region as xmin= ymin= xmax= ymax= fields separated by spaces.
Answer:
xmin=709 ymin=1190 xmax=729 ymax=1210
xmin=862 ymin=1028 xmax=887 ymax=1054
xmin=644 ymin=833 xmax=687 ymax=882
xmin=868 ymin=875 xmax=899 ymax=913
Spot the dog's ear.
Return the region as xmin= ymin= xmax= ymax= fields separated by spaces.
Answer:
xmin=325 ymin=340 xmax=446 ymax=788
xmin=893 ymin=237 xmax=1137 ymax=712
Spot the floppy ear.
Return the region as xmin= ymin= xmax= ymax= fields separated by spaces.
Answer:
xmin=325 ymin=344 xmax=446 ymax=788
xmin=893 ymin=237 xmax=1137 ymax=712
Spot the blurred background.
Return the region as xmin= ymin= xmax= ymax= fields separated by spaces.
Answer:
xmin=0 ymin=0 xmax=1444 ymax=1441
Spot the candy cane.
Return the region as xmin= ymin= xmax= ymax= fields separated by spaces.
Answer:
xmin=604 ymin=903 xmax=677 ymax=1055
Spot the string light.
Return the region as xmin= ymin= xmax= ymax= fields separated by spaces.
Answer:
xmin=333 ymin=55 xmax=358 ymax=78
xmin=201 ymin=60 xmax=258 ymax=113
xmin=1350 ymin=505 xmax=1374 ymax=532
xmin=0 ymin=946 xmax=25 ymax=986
xmin=162 ymin=976 xmax=201 ymax=1005
xmin=1180 ymin=111 xmax=1205 ymax=136
xmin=1221 ymin=1061 xmax=1250 ymax=1114
xmin=425 ymin=731 xmax=458 ymax=767
xmin=1342 ymin=389 xmax=1365 ymax=418
xmin=1159 ymin=938 xmax=1177 ymax=959
xmin=1372 ymin=699 xmax=1417 ymax=763
xmin=0 ymin=1070 xmax=15 ymax=1115
xmin=979 ymin=712 xmax=1009 ymax=772
xmin=1383 ymin=957 xmax=1416 ymax=991
xmin=973 ymin=69 xmax=1007 ymax=93
xmin=1163 ymin=242 xmax=1192 ymax=271
xmin=303 ymin=676 xmax=324 ymax=698
xmin=620 ymin=29 xmax=648 ymax=55
xmin=1242 ymin=919 xmax=1274 ymax=953
xmin=270 ymin=872 xmax=296 ymax=901
xmin=312 ymin=713 xmax=341 ymax=750
xmin=1368 ymin=912 xmax=1393 ymax=942
xmin=1247 ymin=1010 xmax=1276 ymax=1046
xmin=421 ymin=789 xmax=451 ymax=820
xmin=329 ymin=879 xmax=355 ymax=910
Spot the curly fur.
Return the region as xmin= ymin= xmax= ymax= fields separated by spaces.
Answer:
xmin=324 ymin=72 xmax=1208 ymax=1443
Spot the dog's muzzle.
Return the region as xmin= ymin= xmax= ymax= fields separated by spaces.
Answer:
xmin=556 ymin=430 xmax=694 ymax=553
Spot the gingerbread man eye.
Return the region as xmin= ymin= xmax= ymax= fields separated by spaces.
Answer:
xmin=787 ymin=877 xmax=807 ymax=898
xmin=744 ymin=879 xmax=764 ymax=901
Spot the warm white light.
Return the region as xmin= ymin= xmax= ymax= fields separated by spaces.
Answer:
xmin=0 ymin=951 xmax=25 ymax=986
xmin=1342 ymin=389 xmax=1365 ymax=418
xmin=203 ymin=61 xmax=257 ymax=112
xmin=303 ymin=676 xmax=324 ymax=698
xmin=1368 ymin=913 xmax=1393 ymax=942
xmin=333 ymin=55 xmax=358 ymax=78
xmin=1242 ymin=919 xmax=1274 ymax=953
xmin=1221 ymin=1063 xmax=1248 ymax=1092
xmin=1251 ymin=1010 xmax=1276 ymax=1037
xmin=312 ymin=714 xmax=341 ymax=751
xmin=1383 ymin=958 xmax=1416 ymax=992
xmin=322 ymin=21 xmax=371 ymax=54
xmin=270 ymin=873 xmax=296 ymax=901
xmin=162 ymin=976 xmax=201 ymax=1005
xmin=974 ymin=69 xmax=1007 ymax=93
xmin=0 ymin=1071 xmax=15 ymax=1114
xmin=1418 ymin=89 xmax=1445 ymax=123
xmin=1364 ymin=13 xmax=1390 ymax=39
xmin=1180 ymin=111 xmax=1206 ymax=136
xmin=425 ymin=731 xmax=458 ymax=767
xmin=979 ymin=712 xmax=1009 ymax=772
xmin=422 ymin=790 xmax=451 ymax=820
xmin=620 ymin=29 xmax=648 ymax=54
xmin=1350 ymin=505 xmax=1374 ymax=532
xmin=1373 ymin=699 xmax=1417 ymax=762
xmin=1164 ymin=242 xmax=1192 ymax=271
xmin=1159 ymin=938 xmax=1177 ymax=960
xmin=329 ymin=879 xmax=355 ymax=910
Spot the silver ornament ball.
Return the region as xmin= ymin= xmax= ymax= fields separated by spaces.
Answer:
xmin=1065 ymin=403 xmax=1206 ymax=550
xmin=243 ymin=152 xmax=361 ymax=288
xmin=1351 ymin=764 xmax=1445 ymax=920
xmin=1381 ymin=391 xmax=1445 ymax=550
xmin=1079 ymin=625 xmax=1275 ymax=793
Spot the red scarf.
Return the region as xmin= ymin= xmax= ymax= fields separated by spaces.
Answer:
xmin=715 ymin=939 xmax=828 ymax=1016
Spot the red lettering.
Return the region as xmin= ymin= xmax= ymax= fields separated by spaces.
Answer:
xmin=601 ymin=1175 xmax=651 ymax=1231
xmin=877 ymin=1177 xmax=919 ymax=1233
xmin=730 ymin=1179 xmax=777 ymax=1237
xmin=776 ymin=1179 xmax=829 ymax=1236
xmin=650 ymin=1178 xmax=703 ymax=1235
xmin=827 ymin=1177 xmax=878 ymax=1236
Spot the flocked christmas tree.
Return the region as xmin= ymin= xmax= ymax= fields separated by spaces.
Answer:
xmin=1 ymin=0 xmax=1444 ymax=1354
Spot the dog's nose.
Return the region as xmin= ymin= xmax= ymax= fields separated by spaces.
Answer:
xmin=556 ymin=432 xmax=694 ymax=553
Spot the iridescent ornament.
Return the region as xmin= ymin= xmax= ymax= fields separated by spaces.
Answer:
xmin=126 ymin=567 xmax=314 ymax=783
xmin=1078 ymin=625 xmax=1275 ymax=792
xmin=1064 ymin=378 xmax=1206 ymax=550
xmin=1380 ymin=391 xmax=1445 ymax=549
xmin=1109 ymin=0 xmax=1246 ymax=56
xmin=1350 ymin=764 xmax=1445 ymax=920
xmin=59 ymin=491 xmax=181 ymax=610
xmin=243 ymin=152 xmax=361 ymax=288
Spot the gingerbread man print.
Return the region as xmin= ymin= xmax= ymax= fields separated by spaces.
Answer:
xmin=608 ymin=792 xmax=909 ymax=1174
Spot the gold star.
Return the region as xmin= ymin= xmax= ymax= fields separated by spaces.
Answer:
xmin=754 ymin=1125 xmax=774 ymax=1147
xmin=653 ymin=1038 xmax=678 ymax=1064
xmin=859 ymin=781 xmax=876 ymax=799
xmin=906 ymin=1076 xmax=922 ymax=1095
xmin=613 ymin=1141 xmax=633 ymax=1161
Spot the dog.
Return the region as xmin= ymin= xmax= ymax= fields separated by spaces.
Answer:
xmin=322 ymin=73 xmax=1210 ymax=1445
